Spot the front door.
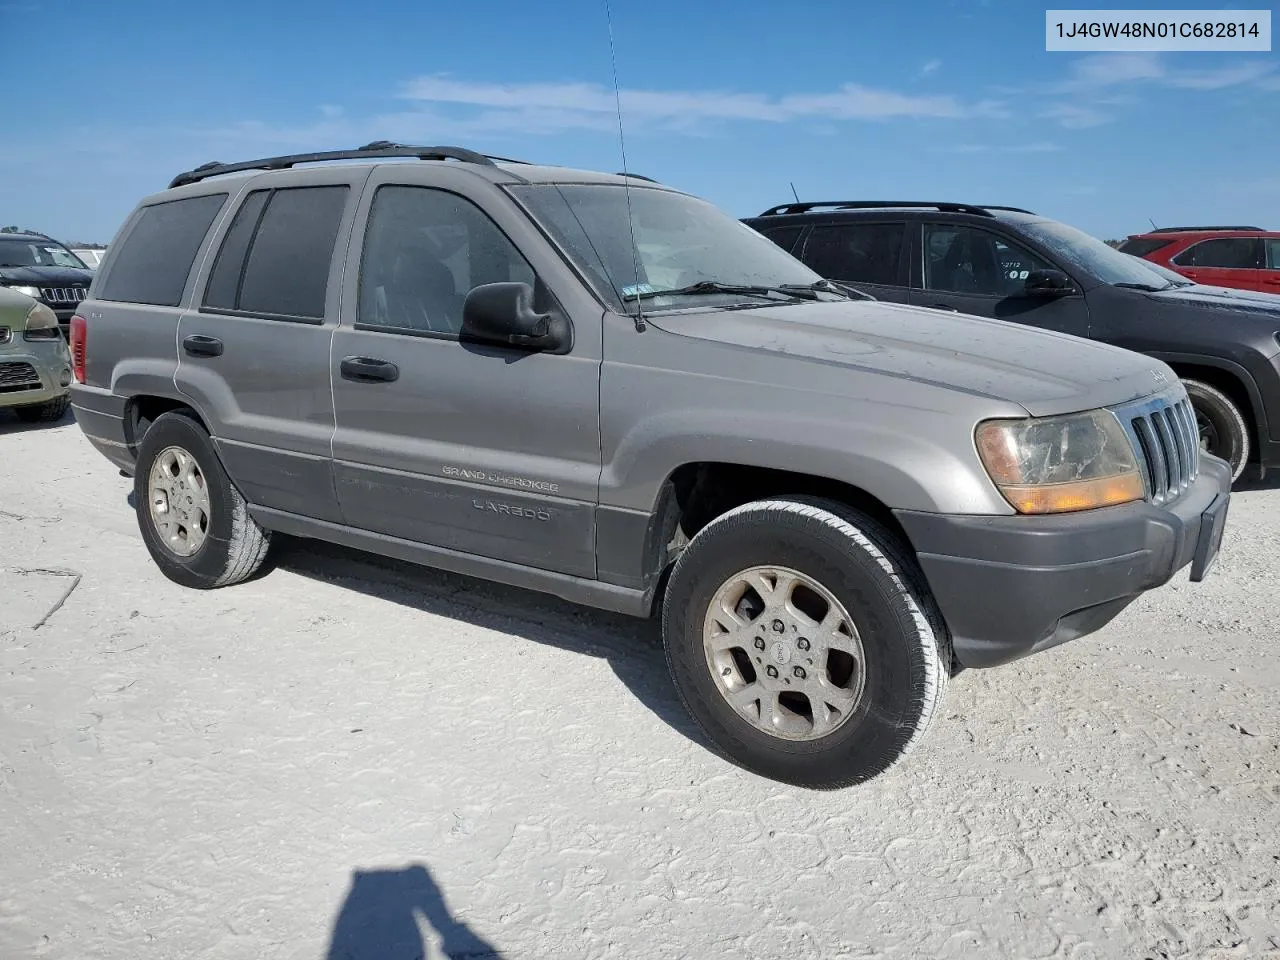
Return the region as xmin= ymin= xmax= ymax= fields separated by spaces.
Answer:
xmin=1171 ymin=237 xmax=1264 ymax=291
xmin=909 ymin=221 xmax=1092 ymax=338
xmin=330 ymin=169 xmax=602 ymax=578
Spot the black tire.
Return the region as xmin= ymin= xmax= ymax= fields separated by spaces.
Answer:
xmin=1183 ymin=379 xmax=1249 ymax=483
xmin=661 ymin=495 xmax=950 ymax=789
xmin=14 ymin=394 xmax=71 ymax=423
xmin=133 ymin=411 xmax=271 ymax=589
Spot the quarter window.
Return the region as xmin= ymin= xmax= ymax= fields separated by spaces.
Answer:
xmin=358 ymin=185 xmax=535 ymax=337
xmin=923 ymin=224 xmax=1053 ymax=297
xmin=98 ymin=194 xmax=227 ymax=306
xmin=1171 ymin=238 xmax=1263 ymax=270
xmin=1267 ymin=239 xmax=1280 ymax=270
xmin=802 ymin=223 xmax=905 ymax=287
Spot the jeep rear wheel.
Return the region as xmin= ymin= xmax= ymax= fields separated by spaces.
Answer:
xmin=1183 ymin=379 xmax=1249 ymax=483
xmin=134 ymin=411 xmax=271 ymax=589
xmin=661 ymin=496 xmax=950 ymax=789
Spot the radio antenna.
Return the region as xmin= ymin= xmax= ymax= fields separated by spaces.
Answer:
xmin=790 ymin=181 xmax=800 ymax=203
xmin=604 ymin=0 xmax=646 ymax=332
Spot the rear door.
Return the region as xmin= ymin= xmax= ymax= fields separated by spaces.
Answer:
xmin=795 ymin=220 xmax=911 ymax=303
xmin=1170 ymin=237 xmax=1264 ymax=290
xmin=176 ymin=167 xmax=367 ymax=523
xmin=1262 ymin=238 xmax=1280 ymax=294
xmin=909 ymin=221 xmax=1091 ymax=337
xmin=329 ymin=166 xmax=602 ymax=578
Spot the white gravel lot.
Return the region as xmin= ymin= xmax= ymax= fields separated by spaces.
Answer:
xmin=1 ymin=410 xmax=1278 ymax=960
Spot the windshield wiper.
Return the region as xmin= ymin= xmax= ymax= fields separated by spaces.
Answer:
xmin=629 ymin=280 xmax=820 ymax=302
xmin=780 ymin=279 xmax=876 ymax=301
xmin=1113 ymin=281 xmax=1168 ymax=292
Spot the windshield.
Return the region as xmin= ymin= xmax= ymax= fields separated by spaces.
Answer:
xmin=0 ymin=238 xmax=88 ymax=269
xmin=1018 ymin=219 xmax=1173 ymax=288
xmin=1125 ymin=253 xmax=1193 ymax=286
xmin=508 ymin=183 xmax=825 ymax=312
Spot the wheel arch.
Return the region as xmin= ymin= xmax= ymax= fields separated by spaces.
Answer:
xmin=1157 ymin=355 xmax=1264 ymax=462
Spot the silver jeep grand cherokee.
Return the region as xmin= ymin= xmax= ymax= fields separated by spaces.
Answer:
xmin=69 ymin=143 xmax=1231 ymax=788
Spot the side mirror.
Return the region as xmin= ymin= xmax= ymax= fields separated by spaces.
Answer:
xmin=1022 ymin=268 xmax=1077 ymax=298
xmin=460 ymin=281 xmax=571 ymax=354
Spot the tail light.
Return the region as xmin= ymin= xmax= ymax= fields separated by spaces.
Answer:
xmin=70 ymin=314 xmax=87 ymax=384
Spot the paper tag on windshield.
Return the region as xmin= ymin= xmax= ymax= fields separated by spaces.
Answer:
xmin=621 ymin=283 xmax=655 ymax=298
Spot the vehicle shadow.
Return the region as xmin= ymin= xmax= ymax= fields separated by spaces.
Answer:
xmin=326 ymin=862 xmax=501 ymax=959
xmin=1234 ymin=469 xmax=1280 ymax=492
xmin=0 ymin=405 xmax=74 ymax=435
xmin=269 ymin=535 xmax=707 ymax=749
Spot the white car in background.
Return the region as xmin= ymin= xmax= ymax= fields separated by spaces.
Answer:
xmin=71 ymin=249 xmax=106 ymax=269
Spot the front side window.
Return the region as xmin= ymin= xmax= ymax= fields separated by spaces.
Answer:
xmin=358 ymin=185 xmax=536 ymax=336
xmin=802 ymin=222 xmax=905 ymax=287
xmin=923 ymin=224 xmax=1052 ymax=296
xmin=1173 ymin=237 xmax=1264 ymax=270
xmin=508 ymin=184 xmax=825 ymax=313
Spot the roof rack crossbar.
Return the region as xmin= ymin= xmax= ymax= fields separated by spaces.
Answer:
xmin=616 ymin=171 xmax=659 ymax=183
xmin=1149 ymin=225 xmax=1264 ymax=233
xmin=757 ymin=200 xmax=1032 ymax=218
xmin=168 ymin=142 xmax=508 ymax=189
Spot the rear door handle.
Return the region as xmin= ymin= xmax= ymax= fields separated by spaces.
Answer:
xmin=182 ymin=335 xmax=223 ymax=357
xmin=340 ymin=356 xmax=399 ymax=383
xmin=923 ymin=303 xmax=959 ymax=312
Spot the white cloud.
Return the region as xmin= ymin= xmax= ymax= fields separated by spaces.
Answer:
xmin=1166 ymin=61 xmax=1277 ymax=90
xmin=919 ymin=59 xmax=942 ymax=77
xmin=1041 ymin=103 xmax=1112 ymax=129
xmin=398 ymin=74 xmax=986 ymax=131
xmin=938 ymin=141 xmax=1064 ymax=154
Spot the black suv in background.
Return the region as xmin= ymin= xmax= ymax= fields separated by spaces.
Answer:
xmin=744 ymin=202 xmax=1280 ymax=483
xmin=0 ymin=232 xmax=95 ymax=337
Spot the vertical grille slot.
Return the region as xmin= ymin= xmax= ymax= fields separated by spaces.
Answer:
xmin=1127 ymin=393 xmax=1201 ymax=505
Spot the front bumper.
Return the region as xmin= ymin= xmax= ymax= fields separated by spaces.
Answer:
xmin=895 ymin=455 xmax=1233 ymax=669
xmin=0 ymin=343 xmax=72 ymax=409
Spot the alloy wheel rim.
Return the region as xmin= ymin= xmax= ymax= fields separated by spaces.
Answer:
xmin=147 ymin=445 xmax=211 ymax=557
xmin=702 ymin=565 xmax=866 ymax=741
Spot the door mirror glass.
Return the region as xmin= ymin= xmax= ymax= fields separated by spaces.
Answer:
xmin=461 ymin=281 xmax=571 ymax=354
xmin=1022 ymin=268 xmax=1077 ymax=297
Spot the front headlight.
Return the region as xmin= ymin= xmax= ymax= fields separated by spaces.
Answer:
xmin=22 ymin=301 xmax=64 ymax=342
xmin=976 ymin=409 xmax=1144 ymax=514
xmin=8 ymin=285 xmax=43 ymax=298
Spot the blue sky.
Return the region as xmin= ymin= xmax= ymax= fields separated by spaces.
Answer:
xmin=1 ymin=0 xmax=1276 ymax=243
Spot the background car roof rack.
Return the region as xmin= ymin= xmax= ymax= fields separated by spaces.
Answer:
xmin=616 ymin=171 xmax=659 ymax=182
xmin=1148 ymin=225 xmax=1264 ymax=233
xmin=756 ymin=200 xmax=1034 ymax=217
xmin=168 ymin=142 xmax=515 ymax=189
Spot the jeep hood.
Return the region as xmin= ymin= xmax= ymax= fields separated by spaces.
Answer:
xmin=649 ymin=299 xmax=1171 ymax=418
xmin=1148 ymin=282 xmax=1280 ymax=316
xmin=0 ymin=265 xmax=94 ymax=285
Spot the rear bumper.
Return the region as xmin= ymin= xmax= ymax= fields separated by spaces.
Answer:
xmin=70 ymin=383 xmax=134 ymax=474
xmin=895 ymin=455 xmax=1233 ymax=669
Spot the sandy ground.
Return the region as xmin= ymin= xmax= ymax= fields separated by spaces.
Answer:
xmin=1 ymin=409 xmax=1278 ymax=960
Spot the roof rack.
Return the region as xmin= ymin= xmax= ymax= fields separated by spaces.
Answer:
xmin=1148 ymin=225 xmax=1264 ymax=233
xmin=168 ymin=141 xmax=519 ymax=189
xmin=616 ymin=171 xmax=659 ymax=183
xmin=756 ymin=200 xmax=1035 ymax=218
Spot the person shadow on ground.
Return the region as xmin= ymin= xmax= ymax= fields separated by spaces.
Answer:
xmin=325 ymin=863 xmax=501 ymax=960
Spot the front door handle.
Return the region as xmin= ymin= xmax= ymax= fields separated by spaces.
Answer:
xmin=340 ymin=356 xmax=400 ymax=383
xmin=182 ymin=335 xmax=223 ymax=358
xmin=923 ymin=303 xmax=959 ymax=312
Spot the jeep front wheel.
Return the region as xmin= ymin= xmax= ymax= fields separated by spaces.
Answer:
xmin=1183 ymin=379 xmax=1249 ymax=483
xmin=661 ymin=496 xmax=950 ymax=789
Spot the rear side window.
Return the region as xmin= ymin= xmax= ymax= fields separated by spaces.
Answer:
xmin=98 ymin=194 xmax=227 ymax=306
xmin=1117 ymin=237 xmax=1174 ymax=258
xmin=801 ymin=222 xmax=906 ymax=287
xmin=1172 ymin=237 xmax=1263 ymax=269
xmin=1265 ymin=238 xmax=1280 ymax=270
xmin=204 ymin=185 xmax=348 ymax=320
xmin=754 ymin=225 xmax=805 ymax=254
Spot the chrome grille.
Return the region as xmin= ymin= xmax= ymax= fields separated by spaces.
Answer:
xmin=0 ymin=360 xmax=41 ymax=393
xmin=40 ymin=286 xmax=88 ymax=304
xmin=1125 ymin=392 xmax=1200 ymax=505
